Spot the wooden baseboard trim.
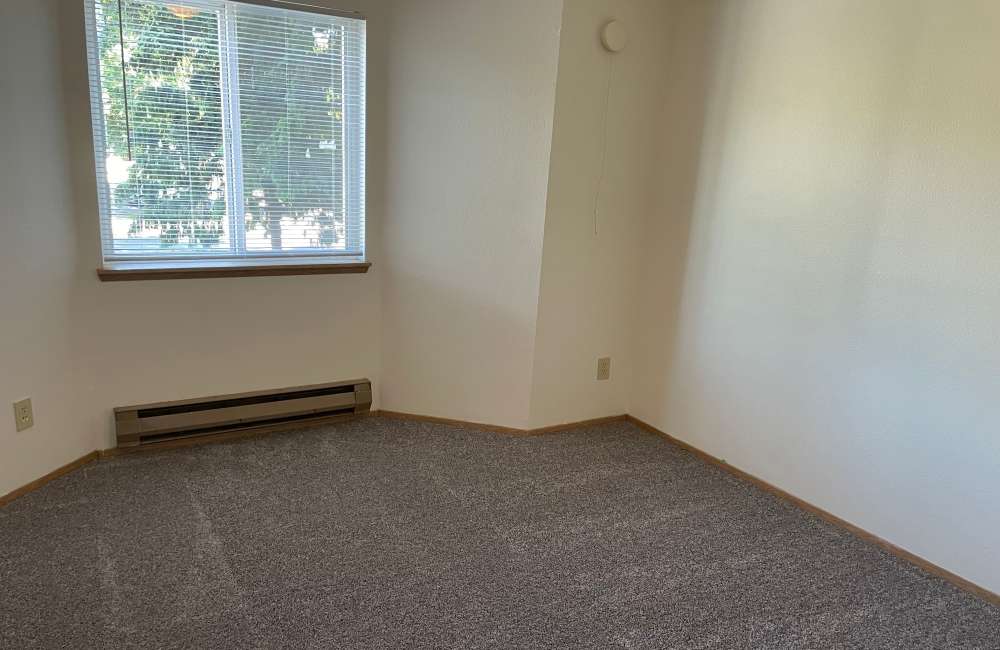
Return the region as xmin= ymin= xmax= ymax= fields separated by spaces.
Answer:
xmin=625 ymin=415 xmax=1000 ymax=608
xmin=1 ymin=411 xmax=627 ymax=507
xmin=0 ymin=451 xmax=100 ymax=508
xmin=529 ymin=414 xmax=629 ymax=435
xmin=376 ymin=409 xmax=526 ymax=434
xmin=374 ymin=410 xmax=628 ymax=436
xmin=2 ymin=414 xmax=376 ymax=506
xmin=6 ymin=410 xmax=997 ymax=609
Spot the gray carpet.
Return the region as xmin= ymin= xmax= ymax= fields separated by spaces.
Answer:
xmin=1 ymin=417 xmax=998 ymax=649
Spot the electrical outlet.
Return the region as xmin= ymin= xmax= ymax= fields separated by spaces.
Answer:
xmin=597 ymin=357 xmax=611 ymax=381
xmin=13 ymin=398 xmax=34 ymax=432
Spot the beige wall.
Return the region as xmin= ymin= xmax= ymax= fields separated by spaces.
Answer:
xmin=380 ymin=0 xmax=563 ymax=429
xmin=1 ymin=0 xmax=389 ymax=496
xmin=62 ymin=0 xmax=389 ymax=449
xmin=2 ymin=0 xmax=568 ymax=488
xmin=634 ymin=0 xmax=1000 ymax=594
xmin=0 ymin=1 xmax=91 ymax=496
xmin=528 ymin=0 xmax=671 ymax=428
xmin=4 ymin=0 xmax=999 ymax=599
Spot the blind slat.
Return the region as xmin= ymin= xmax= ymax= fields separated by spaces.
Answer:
xmin=85 ymin=0 xmax=366 ymax=262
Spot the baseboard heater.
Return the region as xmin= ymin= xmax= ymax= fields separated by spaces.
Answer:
xmin=114 ymin=379 xmax=372 ymax=448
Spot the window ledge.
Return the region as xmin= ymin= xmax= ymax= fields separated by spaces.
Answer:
xmin=97 ymin=261 xmax=371 ymax=282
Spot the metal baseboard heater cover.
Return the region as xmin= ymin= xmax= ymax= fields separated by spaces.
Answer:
xmin=114 ymin=379 xmax=372 ymax=448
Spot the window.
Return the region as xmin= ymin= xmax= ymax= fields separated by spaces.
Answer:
xmin=84 ymin=0 xmax=366 ymax=271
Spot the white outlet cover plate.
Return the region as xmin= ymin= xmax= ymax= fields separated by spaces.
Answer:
xmin=13 ymin=398 xmax=33 ymax=432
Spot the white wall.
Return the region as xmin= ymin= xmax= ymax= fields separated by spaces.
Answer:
xmin=380 ymin=0 xmax=563 ymax=429
xmin=5 ymin=0 xmax=999 ymax=598
xmin=1 ymin=0 xmax=389 ymax=496
xmin=528 ymin=0 xmax=671 ymax=428
xmin=634 ymin=0 xmax=1000 ymax=594
xmin=0 ymin=1 xmax=92 ymax=496
xmin=62 ymin=0 xmax=387 ymax=451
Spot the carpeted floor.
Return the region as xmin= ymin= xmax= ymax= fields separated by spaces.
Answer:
xmin=1 ymin=417 xmax=998 ymax=649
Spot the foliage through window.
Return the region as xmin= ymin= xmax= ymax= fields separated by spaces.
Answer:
xmin=85 ymin=0 xmax=366 ymax=266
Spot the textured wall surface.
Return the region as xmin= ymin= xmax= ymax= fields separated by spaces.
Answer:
xmin=64 ymin=0 xmax=388 ymax=450
xmin=528 ymin=0 xmax=672 ymax=429
xmin=0 ymin=1 xmax=89 ymax=496
xmin=1 ymin=0 xmax=390 ymax=495
xmin=380 ymin=0 xmax=563 ymax=429
xmin=4 ymin=0 xmax=1000 ymax=600
xmin=633 ymin=0 xmax=1000 ymax=594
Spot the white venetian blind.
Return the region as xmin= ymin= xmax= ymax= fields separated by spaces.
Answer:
xmin=84 ymin=0 xmax=366 ymax=265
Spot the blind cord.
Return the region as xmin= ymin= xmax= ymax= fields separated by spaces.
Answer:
xmin=117 ymin=0 xmax=133 ymax=161
xmin=182 ymin=15 xmax=194 ymax=222
xmin=593 ymin=54 xmax=614 ymax=236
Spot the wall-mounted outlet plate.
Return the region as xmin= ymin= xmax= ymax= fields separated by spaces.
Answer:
xmin=13 ymin=398 xmax=33 ymax=432
xmin=597 ymin=357 xmax=611 ymax=381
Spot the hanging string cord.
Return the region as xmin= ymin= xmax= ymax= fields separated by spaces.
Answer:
xmin=117 ymin=0 xmax=133 ymax=161
xmin=182 ymin=14 xmax=195 ymax=227
xmin=593 ymin=54 xmax=614 ymax=236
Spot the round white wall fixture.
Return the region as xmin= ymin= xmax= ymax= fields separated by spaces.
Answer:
xmin=601 ymin=20 xmax=627 ymax=53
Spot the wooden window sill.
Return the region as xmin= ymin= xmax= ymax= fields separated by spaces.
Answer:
xmin=97 ymin=262 xmax=371 ymax=281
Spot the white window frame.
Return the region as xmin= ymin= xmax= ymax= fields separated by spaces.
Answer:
xmin=84 ymin=0 xmax=367 ymax=271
